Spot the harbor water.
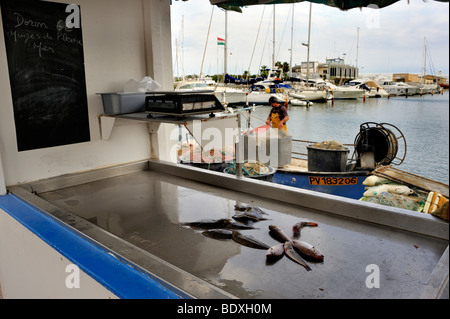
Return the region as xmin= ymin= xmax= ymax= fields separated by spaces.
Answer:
xmin=248 ymin=92 xmax=449 ymax=185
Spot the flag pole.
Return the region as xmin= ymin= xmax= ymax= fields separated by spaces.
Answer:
xmin=224 ymin=9 xmax=228 ymax=83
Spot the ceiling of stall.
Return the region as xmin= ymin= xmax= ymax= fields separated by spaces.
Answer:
xmin=207 ymin=0 xmax=448 ymax=11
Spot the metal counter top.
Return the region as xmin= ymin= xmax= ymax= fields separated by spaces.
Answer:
xmin=10 ymin=160 xmax=449 ymax=299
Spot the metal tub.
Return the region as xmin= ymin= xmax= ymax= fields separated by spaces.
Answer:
xmin=99 ymin=92 xmax=147 ymax=115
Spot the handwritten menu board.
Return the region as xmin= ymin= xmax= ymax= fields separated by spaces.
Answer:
xmin=1 ymin=0 xmax=90 ymax=152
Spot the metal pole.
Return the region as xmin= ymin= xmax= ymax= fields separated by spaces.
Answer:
xmin=236 ymin=113 xmax=243 ymax=178
xmin=247 ymin=6 xmax=266 ymax=80
xmin=200 ymin=6 xmax=214 ymax=78
xmin=181 ymin=15 xmax=185 ymax=81
xmin=422 ymin=37 xmax=427 ymax=84
xmin=272 ymin=5 xmax=275 ymax=69
xmin=0 ymin=149 xmax=7 ymax=196
xmin=224 ymin=10 xmax=228 ymax=81
xmin=356 ymin=27 xmax=360 ymax=77
xmin=290 ymin=3 xmax=294 ymax=78
xmin=306 ymin=3 xmax=312 ymax=84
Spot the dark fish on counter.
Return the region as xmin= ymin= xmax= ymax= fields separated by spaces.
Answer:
xmin=292 ymin=222 xmax=319 ymax=238
xmin=226 ymin=220 xmax=256 ymax=230
xmin=266 ymin=243 xmax=285 ymax=259
xmin=235 ymin=204 xmax=251 ymax=211
xmin=284 ymin=241 xmax=312 ymax=271
xmin=202 ymin=229 xmax=233 ymax=240
xmin=182 ymin=219 xmax=231 ymax=229
xmin=223 ymin=220 xmax=256 ymax=230
xmin=292 ymin=240 xmax=324 ymax=261
xmin=235 ymin=204 xmax=267 ymax=213
xmin=233 ymin=208 xmax=269 ymax=222
xmin=269 ymin=225 xmax=292 ymax=243
xmin=232 ymin=231 xmax=271 ymax=250
xmin=182 ymin=219 xmax=255 ymax=230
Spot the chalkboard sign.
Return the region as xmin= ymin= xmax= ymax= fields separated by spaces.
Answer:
xmin=1 ymin=0 xmax=90 ymax=152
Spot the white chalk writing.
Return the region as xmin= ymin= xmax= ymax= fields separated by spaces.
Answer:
xmin=14 ymin=12 xmax=48 ymax=29
xmin=7 ymin=11 xmax=82 ymax=58
xmin=57 ymin=32 xmax=83 ymax=46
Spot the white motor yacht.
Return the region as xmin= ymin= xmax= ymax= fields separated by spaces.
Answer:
xmin=174 ymin=79 xmax=249 ymax=105
xmin=289 ymin=89 xmax=328 ymax=102
xmin=396 ymin=82 xmax=419 ymax=95
xmin=348 ymin=79 xmax=389 ymax=98
xmin=380 ymin=80 xmax=418 ymax=96
xmin=409 ymin=82 xmax=441 ymax=95
xmin=245 ymin=81 xmax=289 ymax=105
xmin=290 ymin=99 xmax=313 ymax=107
xmin=289 ymin=80 xmax=329 ymax=102
xmin=214 ymin=86 xmax=251 ymax=105
xmin=326 ymin=82 xmax=365 ymax=99
xmin=174 ymin=79 xmax=216 ymax=92
xmin=245 ymin=91 xmax=287 ymax=105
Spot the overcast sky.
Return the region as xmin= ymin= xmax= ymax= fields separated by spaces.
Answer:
xmin=170 ymin=0 xmax=449 ymax=78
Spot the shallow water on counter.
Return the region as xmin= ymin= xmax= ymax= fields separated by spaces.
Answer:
xmin=39 ymin=170 xmax=448 ymax=299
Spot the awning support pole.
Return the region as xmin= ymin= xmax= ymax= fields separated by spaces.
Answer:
xmin=0 ymin=148 xmax=7 ymax=195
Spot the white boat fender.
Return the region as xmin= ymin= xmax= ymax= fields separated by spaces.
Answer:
xmin=363 ymin=185 xmax=390 ymax=197
xmin=363 ymin=175 xmax=389 ymax=186
xmin=363 ymin=184 xmax=414 ymax=197
xmin=384 ymin=185 xmax=414 ymax=196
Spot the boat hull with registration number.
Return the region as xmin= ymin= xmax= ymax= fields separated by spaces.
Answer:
xmin=273 ymin=170 xmax=371 ymax=200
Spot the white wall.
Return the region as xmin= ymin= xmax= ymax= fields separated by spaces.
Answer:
xmin=0 ymin=209 xmax=120 ymax=299
xmin=0 ymin=0 xmax=173 ymax=186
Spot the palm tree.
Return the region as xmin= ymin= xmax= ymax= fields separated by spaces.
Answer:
xmin=260 ymin=65 xmax=268 ymax=78
xmin=272 ymin=61 xmax=282 ymax=78
xmin=282 ymin=62 xmax=290 ymax=76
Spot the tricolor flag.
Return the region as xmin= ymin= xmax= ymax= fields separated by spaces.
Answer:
xmin=217 ymin=37 xmax=225 ymax=46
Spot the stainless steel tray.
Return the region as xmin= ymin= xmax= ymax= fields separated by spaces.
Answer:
xmin=10 ymin=160 xmax=449 ymax=299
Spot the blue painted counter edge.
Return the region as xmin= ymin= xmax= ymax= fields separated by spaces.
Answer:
xmin=0 ymin=194 xmax=187 ymax=299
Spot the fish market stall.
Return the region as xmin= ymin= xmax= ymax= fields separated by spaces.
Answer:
xmin=7 ymin=160 xmax=448 ymax=299
xmin=0 ymin=0 xmax=448 ymax=300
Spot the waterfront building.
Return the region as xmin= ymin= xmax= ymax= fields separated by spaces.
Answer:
xmin=293 ymin=57 xmax=359 ymax=84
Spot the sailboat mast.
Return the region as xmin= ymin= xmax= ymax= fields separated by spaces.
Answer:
xmin=290 ymin=4 xmax=294 ymax=78
xmin=356 ymin=27 xmax=360 ymax=76
xmin=175 ymin=38 xmax=179 ymax=79
xmin=422 ymin=37 xmax=427 ymax=84
xmin=247 ymin=7 xmax=266 ymax=80
xmin=272 ymin=5 xmax=276 ymax=69
xmin=182 ymin=15 xmax=185 ymax=81
xmin=306 ymin=3 xmax=312 ymax=84
xmin=200 ymin=6 xmax=214 ymax=79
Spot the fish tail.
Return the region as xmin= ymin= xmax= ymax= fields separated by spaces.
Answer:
xmin=284 ymin=242 xmax=312 ymax=271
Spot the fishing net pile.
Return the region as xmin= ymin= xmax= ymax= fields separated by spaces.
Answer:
xmin=226 ymin=161 xmax=271 ymax=177
xmin=311 ymin=140 xmax=346 ymax=150
xmin=359 ymin=175 xmax=449 ymax=220
xmin=361 ymin=191 xmax=426 ymax=212
xmin=178 ymin=143 xmax=235 ymax=164
xmin=360 ymin=175 xmax=426 ymax=211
